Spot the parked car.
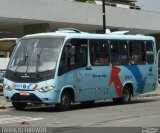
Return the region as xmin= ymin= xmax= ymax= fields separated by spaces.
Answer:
xmin=0 ymin=70 xmax=5 ymax=92
xmin=0 ymin=38 xmax=18 ymax=92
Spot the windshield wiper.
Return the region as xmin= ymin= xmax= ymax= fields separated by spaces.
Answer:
xmin=36 ymin=48 xmax=43 ymax=77
xmin=14 ymin=52 xmax=29 ymax=75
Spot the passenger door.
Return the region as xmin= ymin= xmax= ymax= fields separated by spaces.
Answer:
xmin=68 ymin=39 xmax=95 ymax=102
xmin=89 ymin=40 xmax=110 ymax=100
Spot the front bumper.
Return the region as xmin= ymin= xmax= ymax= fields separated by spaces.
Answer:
xmin=3 ymin=89 xmax=60 ymax=104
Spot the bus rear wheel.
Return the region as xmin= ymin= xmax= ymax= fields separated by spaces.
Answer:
xmin=12 ymin=102 xmax=27 ymax=110
xmin=121 ymin=88 xmax=131 ymax=104
xmin=55 ymin=91 xmax=71 ymax=111
xmin=113 ymin=87 xmax=131 ymax=104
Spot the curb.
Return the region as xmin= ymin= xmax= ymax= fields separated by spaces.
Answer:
xmin=0 ymin=106 xmax=7 ymax=109
xmin=136 ymin=93 xmax=160 ymax=98
xmin=0 ymin=103 xmax=12 ymax=109
xmin=0 ymin=102 xmax=12 ymax=109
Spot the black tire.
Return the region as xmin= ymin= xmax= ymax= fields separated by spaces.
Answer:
xmin=55 ymin=91 xmax=71 ymax=111
xmin=113 ymin=87 xmax=131 ymax=104
xmin=112 ymin=98 xmax=122 ymax=104
xmin=121 ymin=88 xmax=131 ymax=104
xmin=12 ymin=102 xmax=27 ymax=110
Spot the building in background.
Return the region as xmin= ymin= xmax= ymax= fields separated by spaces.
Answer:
xmin=0 ymin=0 xmax=159 ymax=48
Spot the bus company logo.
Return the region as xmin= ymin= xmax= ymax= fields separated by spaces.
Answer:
xmin=27 ymin=84 xmax=38 ymax=90
xmin=23 ymin=84 xmax=27 ymax=89
xmin=125 ymin=75 xmax=132 ymax=79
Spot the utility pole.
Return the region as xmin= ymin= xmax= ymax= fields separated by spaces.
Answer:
xmin=102 ymin=0 xmax=106 ymax=34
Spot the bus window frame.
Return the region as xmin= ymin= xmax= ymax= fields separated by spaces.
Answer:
xmin=110 ymin=40 xmax=129 ymax=66
xmin=146 ymin=40 xmax=155 ymax=65
xmin=89 ymin=39 xmax=110 ymax=66
xmin=58 ymin=38 xmax=88 ymax=76
xmin=128 ymin=40 xmax=148 ymax=65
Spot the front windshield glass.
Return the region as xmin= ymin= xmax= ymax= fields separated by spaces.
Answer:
xmin=8 ymin=38 xmax=64 ymax=73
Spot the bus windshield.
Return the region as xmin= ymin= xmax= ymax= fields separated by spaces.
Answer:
xmin=8 ymin=38 xmax=63 ymax=73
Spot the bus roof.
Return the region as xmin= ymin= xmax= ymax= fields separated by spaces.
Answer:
xmin=22 ymin=29 xmax=155 ymax=42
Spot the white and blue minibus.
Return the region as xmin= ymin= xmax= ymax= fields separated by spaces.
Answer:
xmin=3 ymin=29 xmax=157 ymax=111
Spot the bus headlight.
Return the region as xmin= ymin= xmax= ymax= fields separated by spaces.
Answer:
xmin=3 ymin=85 xmax=13 ymax=91
xmin=38 ymin=85 xmax=55 ymax=93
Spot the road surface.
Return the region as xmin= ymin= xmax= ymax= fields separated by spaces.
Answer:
xmin=0 ymin=97 xmax=160 ymax=128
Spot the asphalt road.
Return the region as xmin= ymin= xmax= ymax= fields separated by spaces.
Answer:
xmin=0 ymin=96 xmax=160 ymax=129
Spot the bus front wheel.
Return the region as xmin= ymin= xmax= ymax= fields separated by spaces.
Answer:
xmin=55 ymin=91 xmax=71 ymax=111
xmin=12 ymin=102 xmax=27 ymax=110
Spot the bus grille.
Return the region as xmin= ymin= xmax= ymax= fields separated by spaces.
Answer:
xmin=11 ymin=93 xmax=42 ymax=103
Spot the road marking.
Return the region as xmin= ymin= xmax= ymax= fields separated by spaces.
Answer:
xmin=0 ymin=115 xmax=43 ymax=124
xmin=118 ymin=114 xmax=160 ymax=123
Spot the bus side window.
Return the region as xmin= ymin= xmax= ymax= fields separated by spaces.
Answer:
xmin=75 ymin=46 xmax=87 ymax=67
xmin=146 ymin=41 xmax=154 ymax=64
xmin=110 ymin=41 xmax=119 ymax=65
xmin=129 ymin=41 xmax=146 ymax=65
xmin=119 ymin=41 xmax=129 ymax=65
xmin=129 ymin=42 xmax=135 ymax=64
xmin=70 ymin=46 xmax=87 ymax=68
xmin=90 ymin=40 xmax=109 ymax=66
xmin=58 ymin=39 xmax=88 ymax=76
xmin=69 ymin=39 xmax=87 ymax=69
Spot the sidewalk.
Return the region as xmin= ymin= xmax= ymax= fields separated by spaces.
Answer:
xmin=0 ymin=95 xmax=12 ymax=109
xmin=138 ymin=85 xmax=160 ymax=97
xmin=0 ymin=86 xmax=160 ymax=109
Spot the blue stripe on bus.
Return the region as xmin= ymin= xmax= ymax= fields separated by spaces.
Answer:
xmin=125 ymin=65 xmax=146 ymax=94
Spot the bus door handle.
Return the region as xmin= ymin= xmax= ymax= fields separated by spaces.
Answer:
xmin=76 ymin=72 xmax=82 ymax=81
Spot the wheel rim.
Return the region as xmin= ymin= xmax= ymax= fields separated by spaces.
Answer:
xmin=123 ymin=89 xmax=130 ymax=102
xmin=62 ymin=95 xmax=70 ymax=107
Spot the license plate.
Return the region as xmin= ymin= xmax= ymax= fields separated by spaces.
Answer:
xmin=20 ymin=92 xmax=30 ymax=96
